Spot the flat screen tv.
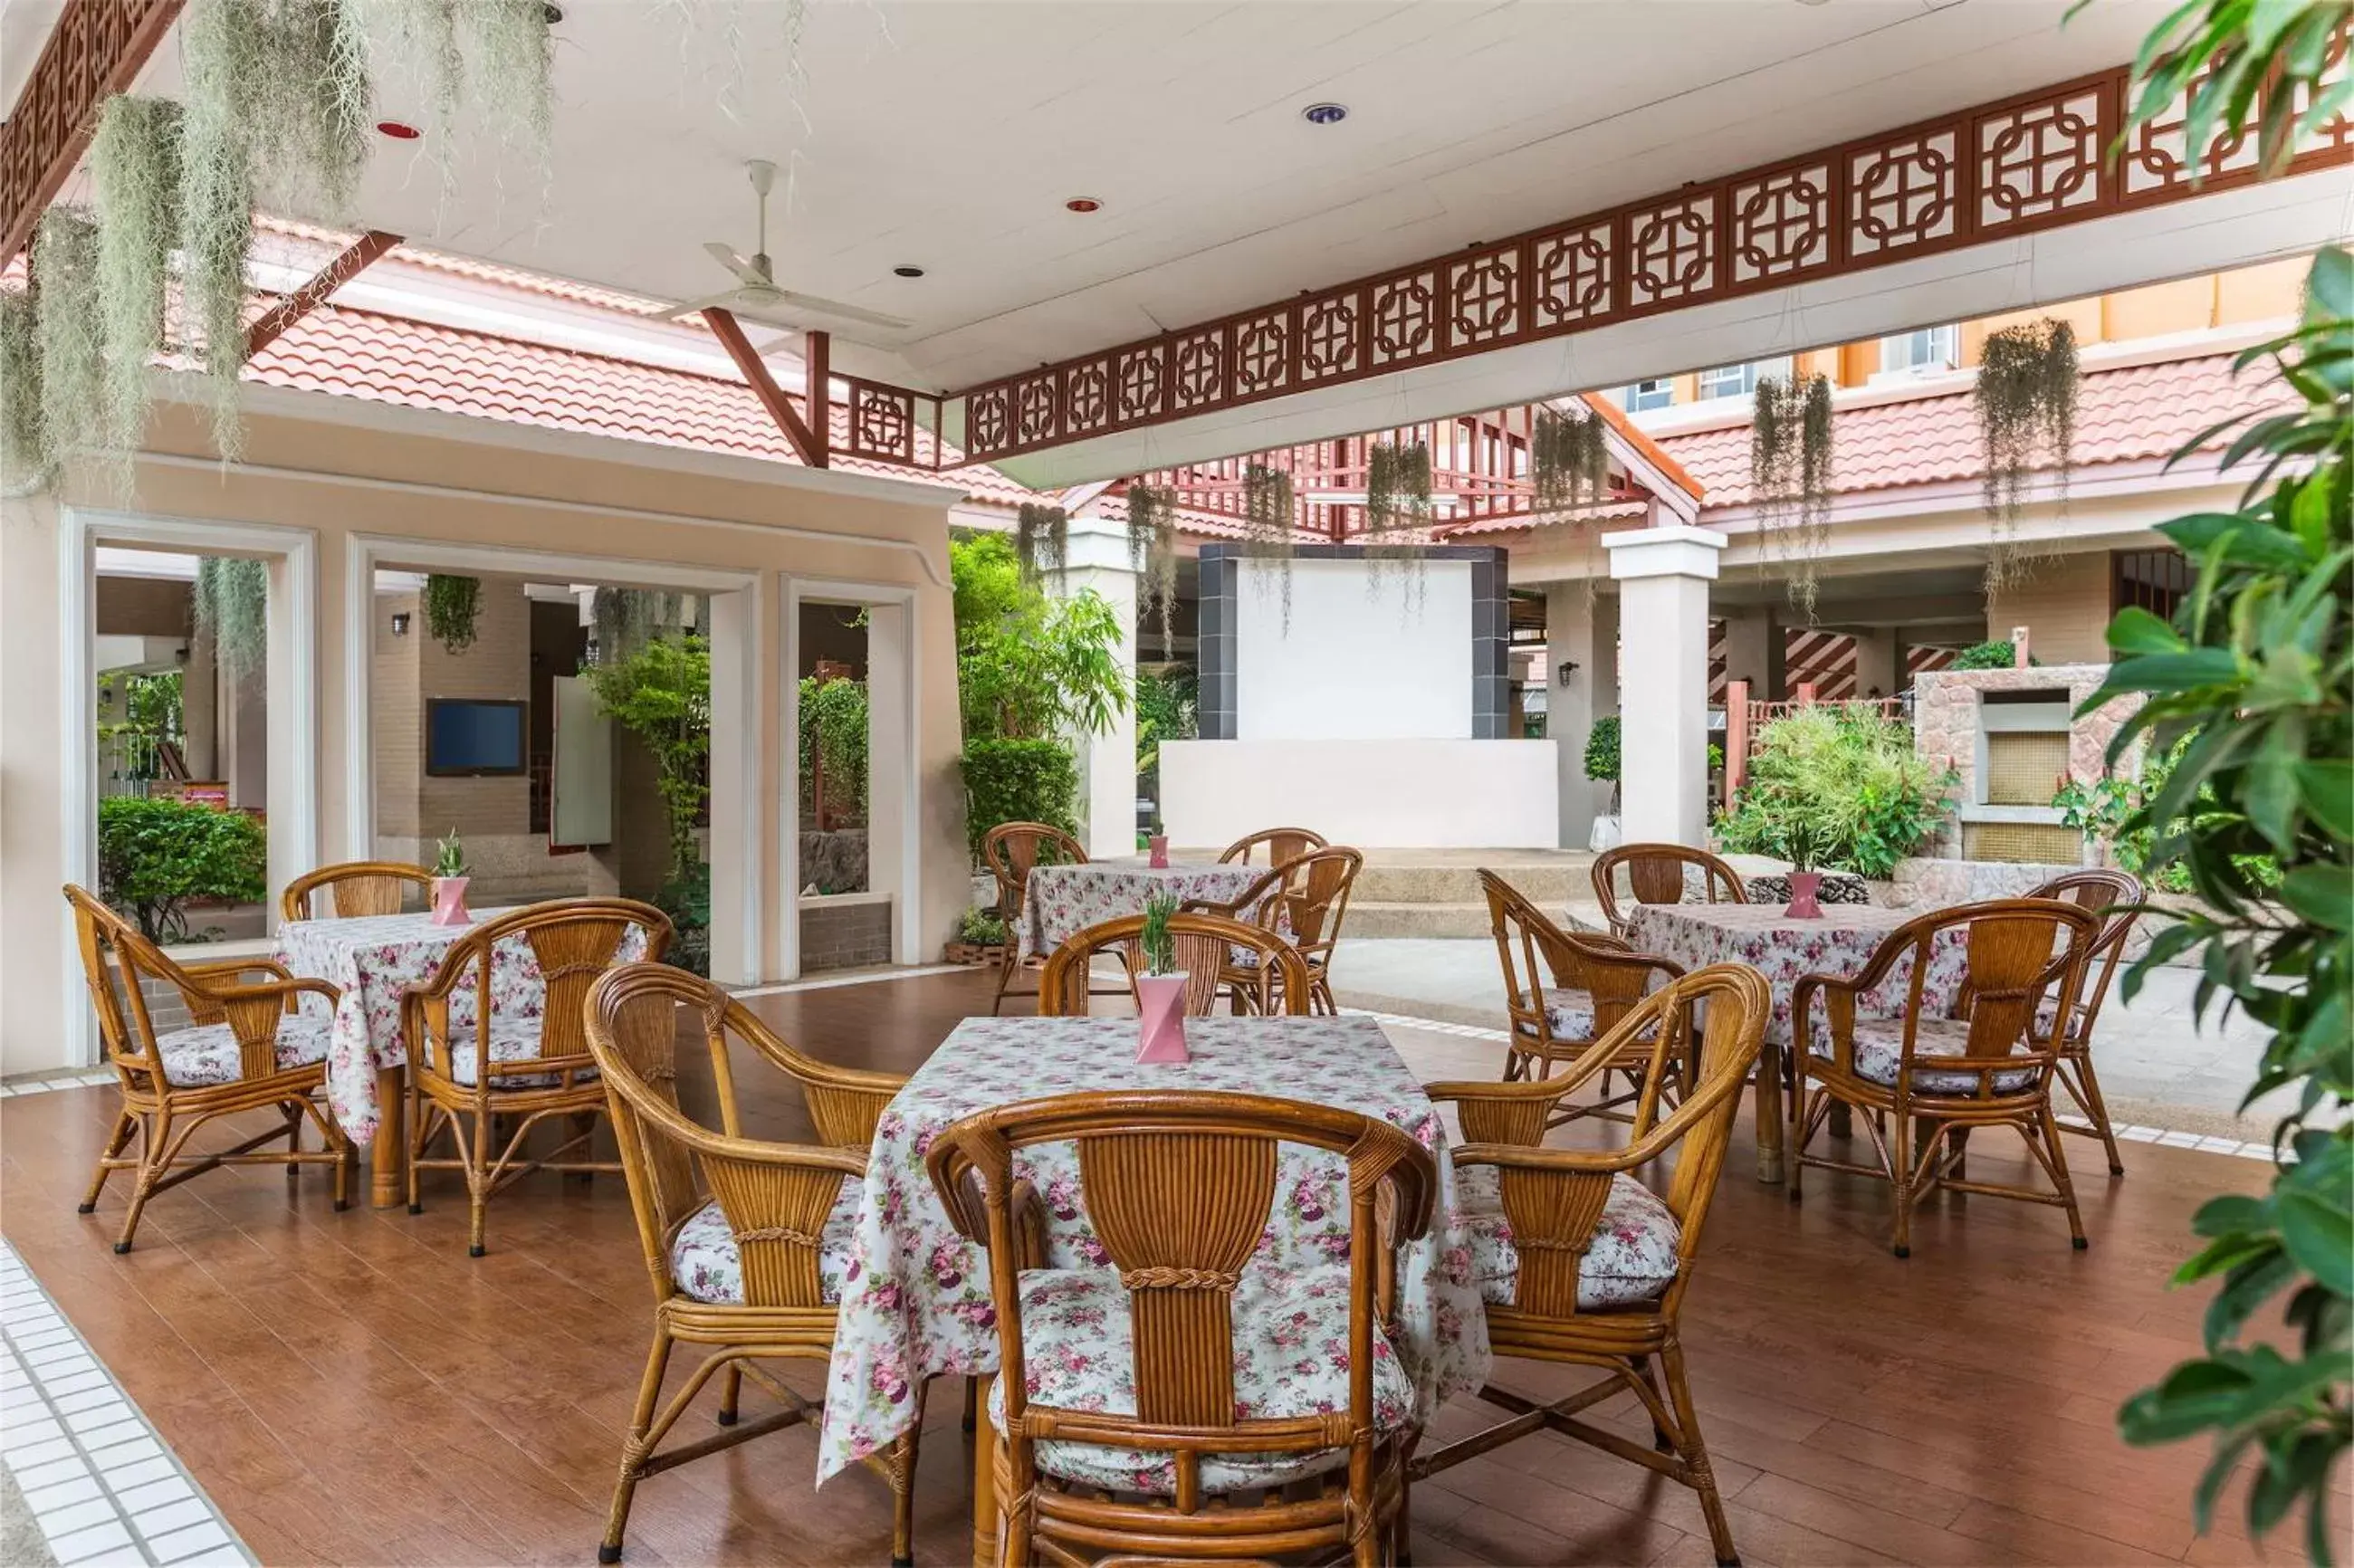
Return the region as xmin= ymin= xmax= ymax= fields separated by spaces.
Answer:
xmin=425 ymin=698 xmax=528 ymax=777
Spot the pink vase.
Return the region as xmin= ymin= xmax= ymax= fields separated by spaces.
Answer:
xmin=1147 ymin=835 xmax=1170 ymax=869
xmin=1785 ymin=870 xmax=1823 ymax=921
xmin=1134 ymin=972 xmax=1191 ymax=1063
xmin=430 ymin=875 xmax=473 ymax=927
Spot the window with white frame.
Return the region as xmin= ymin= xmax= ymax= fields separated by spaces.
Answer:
xmin=1880 ymin=324 xmax=1958 ymax=374
xmin=1696 ymin=357 xmax=1794 ymax=400
xmin=1622 ymin=378 xmax=1673 ymax=412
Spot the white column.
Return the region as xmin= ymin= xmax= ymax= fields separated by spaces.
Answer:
xmin=1604 ymin=524 xmax=1727 ymax=847
xmin=1544 ymin=585 xmax=1618 ymax=849
xmin=1851 ymin=626 xmax=1898 ymax=700
xmin=1055 ymin=517 xmax=1140 ymax=858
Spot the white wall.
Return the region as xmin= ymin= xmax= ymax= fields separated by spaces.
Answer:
xmin=1162 ymin=738 xmax=1558 ymax=849
xmin=1235 ymin=558 xmax=1472 ymax=741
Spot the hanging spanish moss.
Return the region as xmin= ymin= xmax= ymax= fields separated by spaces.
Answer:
xmin=90 ymin=97 xmax=181 ymax=480
xmin=196 ymin=556 xmax=271 ymax=682
xmin=178 ymin=0 xmax=262 ymax=464
xmin=460 ymin=0 xmax=556 ymax=169
xmin=1363 ymin=439 xmax=1431 ymax=601
xmin=1124 ymin=484 xmax=1180 ymax=656
xmin=1530 ymin=405 xmax=1609 ymax=512
xmin=33 ymin=209 xmax=105 ymax=483
xmin=2 ymin=289 xmax=48 ymax=489
xmin=254 ymin=0 xmax=374 ymax=221
xmin=1976 ymin=318 xmax=2078 ymax=591
xmin=1241 ymin=463 xmax=1296 ymax=627
xmin=1015 ymin=502 xmax=1068 ymax=588
xmin=590 ymin=588 xmax=692 ymax=664
xmin=1751 ymin=373 xmax=1836 ymax=620
xmin=423 ymin=573 xmax=482 ymax=653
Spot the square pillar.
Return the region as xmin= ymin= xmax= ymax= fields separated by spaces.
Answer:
xmin=1852 ymin=626 xmax=1899 ymax=699
xmin=1055 ymin=517 xmax=1140 ymax=858
xmin=1719 ymin=605 xmax=1783 ymax=702
xmin=1604 ymin=525 xmax=1727 ymax=847
xmin=1545 ymin=585 xmax=1618 ymax=848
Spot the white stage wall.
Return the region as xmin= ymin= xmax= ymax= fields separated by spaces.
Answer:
xmin=1161 ymin=738 xmax=1558 ymax=849
xmin=1233 ymin=558 xmax=1473 ymax=740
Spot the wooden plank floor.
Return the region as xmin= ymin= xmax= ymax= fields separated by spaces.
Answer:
xmin=0 ymin=968 xmax=2310 ymax=1567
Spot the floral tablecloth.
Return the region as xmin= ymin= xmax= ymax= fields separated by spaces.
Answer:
xmin=815 ymin=1013 xmax=1492 ymax=1483
xmin=1626 ymin=903 xmax=1970 ymax=1047
xmin=274 ymin=911 xmax=643 ymax=1144
xmin=1018 ymin=861 xmax=1268 ymax=961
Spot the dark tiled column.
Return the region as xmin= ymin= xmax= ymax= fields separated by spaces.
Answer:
xmin=1196 ymin=545 xmax=1238 ymax=740
xmin=1469 ymin=550 xmax=1509 ymax=739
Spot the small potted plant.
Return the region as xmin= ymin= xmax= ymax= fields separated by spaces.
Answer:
xmin=1133 ymin=893 xmax=1191 ymax=1064
xmin=429 ymin=827 xmax=472 ymax=926
xmin=1782 ymin=819 xmax=1829 ymax=921
xmin=945 ymin=907 xmax=1006 ymax=965
xmin=1146 ymin=813 xmax=1171 ymax=870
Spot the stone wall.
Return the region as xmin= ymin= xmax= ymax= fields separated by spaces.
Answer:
xmin=1911 ymin=663 xmax=2140 ymax=856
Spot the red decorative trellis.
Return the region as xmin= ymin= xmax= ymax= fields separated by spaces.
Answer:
xmin=0 ymin=0 xmax=186 ymax=263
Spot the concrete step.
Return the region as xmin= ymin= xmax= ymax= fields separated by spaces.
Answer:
xmin=1353 ymin=861 xmax=1590 ymax=904
xmin=1347 ymin=901 xmax=1493 ymax=939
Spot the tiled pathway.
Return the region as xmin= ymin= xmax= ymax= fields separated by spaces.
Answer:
xmin=0 ymin=1240 xmax=253 ymax=1566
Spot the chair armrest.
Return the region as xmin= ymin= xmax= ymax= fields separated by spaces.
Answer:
xmin=180 ymin=956 xmax=295 ymax=984
xmin=1180 ymin=864 xmax=1287 ymax=922
xmin=188 ymin=973 xmax=340 ymax=1011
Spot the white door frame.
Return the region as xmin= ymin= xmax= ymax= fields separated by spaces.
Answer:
xmin=783 ymin=574 xmax=924 ymax=976
xmin=342 ymin=533 xmax=765 ymax=985
xmin=58 ymin=505 xmax=321 ymax=1067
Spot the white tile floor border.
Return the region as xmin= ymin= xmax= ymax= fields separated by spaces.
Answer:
xmin=0 ymin=1241 xmax=254 ymax=1566
xmin=0 ymin=1072 xmax=116 ymax=1098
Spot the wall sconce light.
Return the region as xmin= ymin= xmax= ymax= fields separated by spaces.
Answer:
xmin=1555 ymin=658 xmax=1580 ymax=686
xmin=390 ymin=612 xmax=411 ymax=637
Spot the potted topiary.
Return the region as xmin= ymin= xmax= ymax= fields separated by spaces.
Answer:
xmin=1133 ymin=893 xmax=1190 ymax=1064
xmin=429 ymin=827 xmax=472 ymax=926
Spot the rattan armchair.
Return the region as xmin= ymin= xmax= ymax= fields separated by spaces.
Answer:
xmin=2025 ymin=868 xmax=2146 ymax=1175
xmin=1417 ymin=963 xmax=1770 ymax=1568
xmin=982 ymin=821 xmax=1090 ymax=1014
xmin=585 ymin=962 xmax=921 ymax=1565
xmin=63 ymin=885 xmax=349 ymax=1253
xmin=1038 ymin=911 xmax=1311 ymax=1018
xmin=1216 ymin=826 xmax=1328 ymax=866
xmin=402 ymin=897 xmax=672 ymax=1257
xmin=1590 ymin=844 xmax=1746 ymax=936
xmin=1790 ymin=898 xmax=2100 ymax=1257
xmin=1183 ymin=845 xmax=1363 ymax=1014
xmin=925 ymin=1089 xmax=1435 ymax=1568
xmin=1483 ymin=869 xmax=1685 ymax=1126
xmin=279 ymin=859 xmax=433 ymax=922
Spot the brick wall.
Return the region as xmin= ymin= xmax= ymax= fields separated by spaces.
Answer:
xmin=374 ymin=591 xmax=423 ymax=836
xmin=800 ymin=897 xmax=892 ymax=972
xmin=1985 ymin=551 xmax=2113 ymax=666
xmin=416 ymin=579 xmax=532 ymax=841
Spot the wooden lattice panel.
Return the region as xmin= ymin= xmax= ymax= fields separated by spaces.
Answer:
xmin=0 ymin=0 xmax=187 ymax=263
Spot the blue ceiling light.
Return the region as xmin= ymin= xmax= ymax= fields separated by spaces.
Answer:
xmin=1303 ymin=103 xmax=1348 ymax=126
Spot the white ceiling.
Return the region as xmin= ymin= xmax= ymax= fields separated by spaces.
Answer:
xmin=57 ymin=0 xmax=2175 ymax=393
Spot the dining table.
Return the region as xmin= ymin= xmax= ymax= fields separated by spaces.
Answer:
xmin=1625 ymin=901 xmax=1971 ymax=1184
xmin=814 ymin=1012 xmax=1494 ymax=1565
xmin=1017 ymin=858 xmax=1269 ymax=961
xmin=273 ymin=907 xmax=644 ymax=1206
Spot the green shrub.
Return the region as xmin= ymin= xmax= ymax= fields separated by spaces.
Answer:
xmin=961 ymin=737 xmax=1077 ymax=856
xmin=585 ymin=634 xmax=710 ymax=884
xmin=1584 ymin=714 xmax=1621 ymax=783
xmin=1714 ymin=707 xmax=1956 ymax=878
xmin=799 ymin=675 xmax=869 ymax=827
xmin=97 ymin=795 xmax=266 ymax=942
xmin=1952 ymin=639 xmax=2035 ymax=670
xmin=956 ymin=906 xmax=1007 ymax=946
xmin=655 ymin=862 xmax=711 ymax=978
xmin=2054 ymin=735 xmax=2283 ymax=894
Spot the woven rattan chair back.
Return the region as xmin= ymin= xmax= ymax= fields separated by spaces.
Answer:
xmin=1482 ymin=869 xmax=1677 ymax=1057
xmin=982 ymin=821 xmax=1087 ymax=923
xmin=2025 ymin=868 xmax=2145 ymax=1039
xmin=1268 ymin=846 xmax=1362 ymax=956
xmin=1216 ymin=826 xmax=1328 ymax=865
xmin=1590 ymin=843 xmax=1746 ymax=933
xmin=926 ymin=1089 xmax=1433 ymax=1542
xmin=1904 ymin=899 xmax=2100 ymax=1102
xmin=1038 ymin=912 xmax=1310 ymax=1018
xmin=279 ymin=860 xmax=432 ymax=922
xmin=413 ymin=897 xmax=673 ymax=1080
xmin=65 ymin=884 xmax=278 ymax=1086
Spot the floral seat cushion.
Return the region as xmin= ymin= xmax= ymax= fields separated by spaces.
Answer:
xmin=986 ymin=1263 xmax=1416 ymax=1495
xmin=1453 ymin=1162 xmax=1681 ymax=1311
xmin=433 ymin=1017 xmax=597 ymax=1089
xmin=1808 ymin=1014 xmax=2039 ymax=1095
xmin=1513 ymin=999 xmax=1596 ymax=1042
xmin=156 ymin=1014 xmax=334 ymax=1088
xmin=668 ymin=1177 xmax=864 ymax=1305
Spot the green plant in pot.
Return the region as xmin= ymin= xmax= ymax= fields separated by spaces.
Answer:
xmin=1133 ymin=892 xmax=1191 ymax=1064
xmin=1781 ymin=818 xmax=1832 ymax=919
xmin=429 ymin=827 xmax=471 ymax=927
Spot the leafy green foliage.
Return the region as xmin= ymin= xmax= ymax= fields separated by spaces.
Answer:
xmin=1134 ymin=667 xmax=1197 ymax=791
xmin=423 ymin=574 xmax=481 ymax=654
xmin=431 ymin=827 xmax=465 ymax=879
xmin=1952 ymin=638 xmax=2034 ymax=671
xmin=2096 ymin=241 xmax=2351 ymax=1561
xmin=955 ymin=906 xmax=1007 ymax=947
xmin=951 ymin=533 xmax=1128 ymax=744
xmin=960 ymin=738 xmax=1077 ymax=856
xmin=1584 ymin=714 xmax=1622 ymax=785
xmin=2098 ymin=0 xmax=2353 ymax=181
xmin=1714 ymin=706 xmax=1957 ymax=878
xmin=585 ymin=634 xmax=711 ymax=885
xmin=97 ymin=670 xmax=184 ymax=773
xmin=2055 ymin=734 xmax=2283 ymax=894
xmin=799 ymin=675 xmax=868 ymax=827
xmin=97 ymin=795 xmax=265 ymax=943
xmin=657 ymin=862 xmax=711 ymax=978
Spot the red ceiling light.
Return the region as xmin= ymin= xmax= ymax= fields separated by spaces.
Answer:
xmin=1064 ymin=196 xmax=1102 ymax=214
xmin=376 ymin=120 xmax=422 ymax=140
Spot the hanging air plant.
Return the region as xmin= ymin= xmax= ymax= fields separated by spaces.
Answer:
xmin=90 ymin=97 xmax=181 ymax=483
xmin=423 ymin=573 xmax=482 ymax=653
xmin=1363 ymin=439 xmax=1431 ymax=599
xmin=33 ymin=208 xmax=105 ymax=481
xmin=196 ymin=556 xmax=270 ymax=682
xmin=1125 ymin=484 xmax=1181 ymax=655
xmin=1976 ymin=318 xmax=2078 ymax=590
xmin=591 ymin=588 xmax=690 ymax=664
xmin=255 ymin=0 xmax=374 ymax=221
xmin=1241 ymin=463 xmax=1297 ymax=627
xmin=462 ymin=0 xmax=556 ymax=167
xmin=177 ymin=0 xmax=262 ymax=464
xmin=1015 ymin=502 xmax=1067 ymax=588
xmin=0 ymin=289 xmax=45 ymax=488
xmin=1530 ymin=405 xmax=1609 ymax=512
xmin=1751 ymin=373 xmax=1836 ymax=620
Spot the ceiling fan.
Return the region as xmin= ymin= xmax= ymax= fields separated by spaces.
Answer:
xmin=664 ymin=159 xmax=910 ymax=334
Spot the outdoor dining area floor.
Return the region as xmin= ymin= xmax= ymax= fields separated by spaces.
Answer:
xmin=0 ymin=966 xmax=2292 ymax=1568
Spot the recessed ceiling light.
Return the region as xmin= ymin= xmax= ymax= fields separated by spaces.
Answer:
xmin=1065 ymin=196 xmax=1102 ymax=214
xmin=375 ymin=120 xmax=421 ymax=140
xmin=894 ymin=265 xmax=925 ymax=279
xmin=1303 ymin=102 xmax=1348 ymax=126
